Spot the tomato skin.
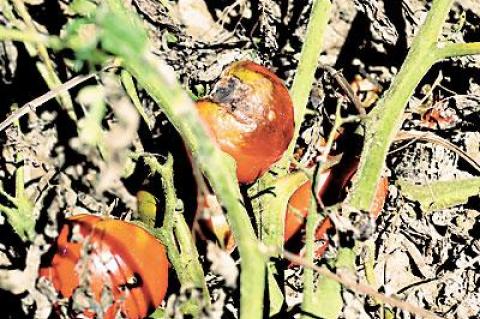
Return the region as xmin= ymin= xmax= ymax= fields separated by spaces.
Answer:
xmin=39 ymin=215 xmax=169 ymax=319
xmin=284 ymin=170 xmax=331 ymax=242
xmin=285 ymin=167 xmax=389 ymax=257
xmin=196 ymin=61 xmax=294 ymax=184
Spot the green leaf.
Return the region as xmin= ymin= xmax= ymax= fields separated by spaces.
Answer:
xmin=397 ymin=177 xmax=480 ymax=211
xmin=148 ymin=307 xmax=165 ymax=319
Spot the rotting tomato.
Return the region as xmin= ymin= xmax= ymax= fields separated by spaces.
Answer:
xmin=284 ymin=170 xmax=331 ymax=242
xmin=39 ymin=214 xmax=169 ymax=319
xmin=196 ymin=61 xmax=295 ymax=184
xmin=285 ymin=167 xmax=389 ymax=257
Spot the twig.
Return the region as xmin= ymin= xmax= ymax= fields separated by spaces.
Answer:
xmin=0 ymin=65 xmax=115 ymax=133
xmin=393 ymin=130 xmax=480 ymax=173
xmin=321 ymin=64 xmax=366 ymax=116
xmin=282 ymin=250 xmax=445 ymax=319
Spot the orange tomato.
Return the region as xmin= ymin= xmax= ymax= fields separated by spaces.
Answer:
xmin=39 ymin=214 xmax=169 ymax=319
xmin=285 ymin=164 xmax=389 ymax=257
xmin=284 ymin=170 xmax=331 ymax=242
xmin=196 ymin=61 xmax=294 ymax=184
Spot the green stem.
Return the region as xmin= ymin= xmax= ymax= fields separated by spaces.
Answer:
xmin=300 ymin=191 xmax=317 ymax=318
xmin=435 ymin=41 xmax=480 ymax=59
xmin=290 ymin=0 xmax=332 ymax=129
xmin=0 ymin=25 xmax=50 ymax=44
xmin=259 ymin=4 xmax=332 ymax=305
xmin=347 ymin=0 xmax=455 ymax=212
xmin=142 ymin=155 xmax=209 ymax=306
xmin=99 ymin=1 xmax=265 ymax=317
xmin=284 ymin=0 xmax=332 ymax=160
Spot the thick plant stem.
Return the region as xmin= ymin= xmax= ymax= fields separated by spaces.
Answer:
xmin=347 ymin=0 xmax=455 ymax=212
xmin=125 ymin=54 xmax=265 ymax=319
xmin=99 ymin=1 xmax=266 ymax=315
xmin=286 ymin=0 xmax=332 ymax=157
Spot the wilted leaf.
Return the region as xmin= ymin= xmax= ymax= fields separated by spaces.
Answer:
xmin=397 ymin=178 xmax=480 ymax=211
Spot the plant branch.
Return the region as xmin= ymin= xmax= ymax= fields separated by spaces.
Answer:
xmin=286 ymin=0 xmax=332 ymax=157
xmin=100 ymin=1 xmax=265 ymax=318
xmin=435 ymin=41 xmax=480 ymax=59
xmin=283 ymin=250 xmax=444 ymax=319
xmin=347 ymin=0 xmax=455 ymax=212
xmin=0 ymin=65 xmax=115 ymax=133
xmin=142 ymin=154 xmax=210 ymax=311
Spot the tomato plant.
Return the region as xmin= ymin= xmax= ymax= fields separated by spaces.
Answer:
xmin=39 ymin=214 xmax=169 ymax=319
xmin=196 ymin=61 xmax=295 ymax=184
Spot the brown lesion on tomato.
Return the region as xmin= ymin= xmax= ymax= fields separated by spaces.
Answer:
xmin=210 ymin=74 xmax=274 ymax=129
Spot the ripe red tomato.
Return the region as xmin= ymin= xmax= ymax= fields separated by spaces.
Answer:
xmin=39 ymin=214 xmax=169 ymax=319
xmin=196 ymin=61 xmax=294 ymax=184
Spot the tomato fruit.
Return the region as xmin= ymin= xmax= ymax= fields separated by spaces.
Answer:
xmin=285 ymin=169 xmax=389 ymax=257
xmin=39 ymin=214 xmax=169 ymax=319
xmin=284 ymin=170 xmax=331 ymax=242
xmin=196 ymin=61 xmax=294 ymax=184
xmin=136 ymin=190 xmax=158 ymax=227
